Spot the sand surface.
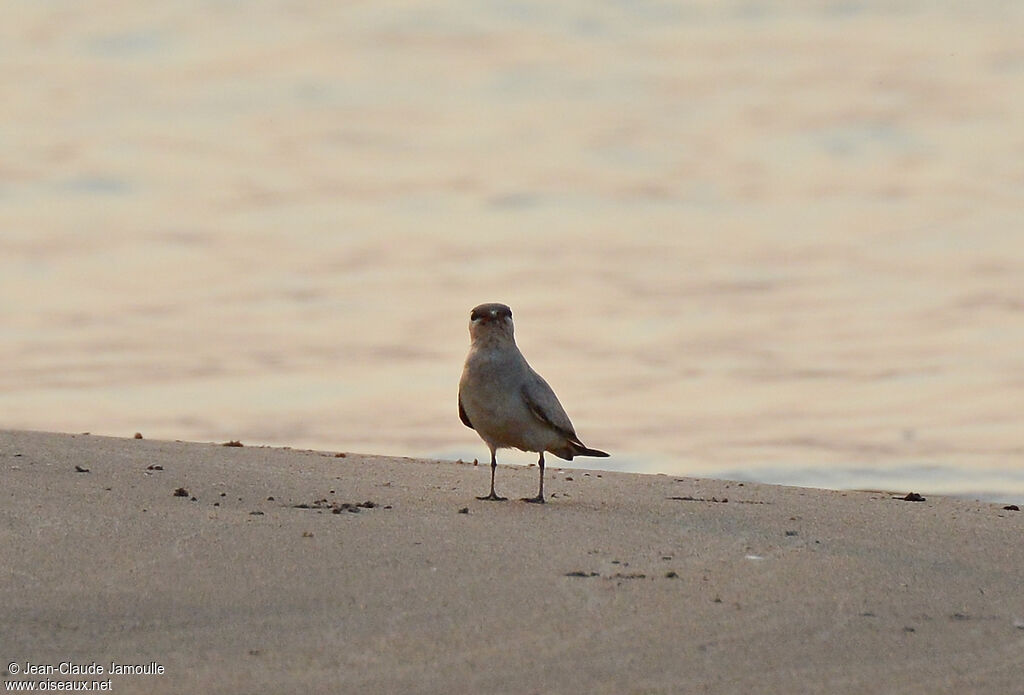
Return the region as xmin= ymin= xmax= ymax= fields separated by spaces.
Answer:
xmin=2 ymin=429 xmax=1023 ymax=694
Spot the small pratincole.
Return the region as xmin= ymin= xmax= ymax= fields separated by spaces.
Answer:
xmin=458 ymin=302 xmax=609 ymax=504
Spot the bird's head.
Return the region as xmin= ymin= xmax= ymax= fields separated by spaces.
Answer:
xmin=468 ymin=302 xmax=515 ymax=344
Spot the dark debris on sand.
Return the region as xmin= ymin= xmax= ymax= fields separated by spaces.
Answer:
xmin=292 ymin=499 xmax=381 ymax=514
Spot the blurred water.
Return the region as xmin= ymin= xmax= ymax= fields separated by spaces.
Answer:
xmin=2 ymin=1 xmax=1023 ymax=503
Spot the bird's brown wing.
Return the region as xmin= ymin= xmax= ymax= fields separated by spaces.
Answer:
xmin=521 ymin=371 xmax=580 ymax=445
xmin=458 ymin=390 xmax=474 ymax=430
xmin=522 ymin=378 xmax=610 ymax=459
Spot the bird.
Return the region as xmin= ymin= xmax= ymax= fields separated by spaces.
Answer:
xmin=458 ymin=302 xmax=609 ymax=503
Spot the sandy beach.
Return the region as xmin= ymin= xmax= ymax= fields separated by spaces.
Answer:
xmin=2 ymin=429 xmax=1022 ymax=693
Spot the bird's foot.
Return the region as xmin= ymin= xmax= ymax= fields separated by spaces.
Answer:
xmin=521 ymin=495 xmax=546 ymax=504
xmin=476 ymin=493 xmax=508 ymax=501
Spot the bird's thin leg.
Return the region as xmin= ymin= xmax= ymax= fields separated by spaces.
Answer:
xmin=476 ymin=449 xmax=507 ymax=501
xmin=522 ymin=452 xmax=546 ymax=504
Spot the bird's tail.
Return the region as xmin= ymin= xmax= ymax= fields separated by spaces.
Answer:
xmin=569 ymin=442 xmax=609 ymax=458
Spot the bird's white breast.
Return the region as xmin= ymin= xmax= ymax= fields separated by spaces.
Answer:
xmin=460 ymin=346 xmax=556 ymax=452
